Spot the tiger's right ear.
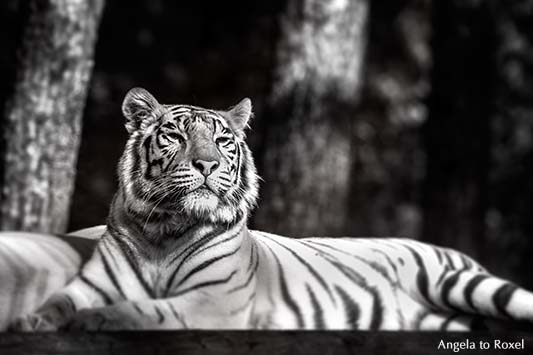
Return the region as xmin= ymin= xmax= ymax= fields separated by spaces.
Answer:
xmin=122 ymin=87 xmax=160 ymax=133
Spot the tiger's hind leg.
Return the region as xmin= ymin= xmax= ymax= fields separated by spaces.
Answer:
xmin=433 ymin=270 xmax=533 ymax=323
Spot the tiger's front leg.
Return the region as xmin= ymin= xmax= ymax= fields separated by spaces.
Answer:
xmin=11 ymin=276 xmax=104 ymax=332
xmin=63 ymin=299 xmax=187 ymax=331
xmin=64 ymin=291 xmax=252 ymax=331
xmin=10 ymin=246 xmax=116 ymax=332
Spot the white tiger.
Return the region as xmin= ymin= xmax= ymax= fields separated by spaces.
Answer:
xmin=4 ymin=88 xmax=533 ymax=331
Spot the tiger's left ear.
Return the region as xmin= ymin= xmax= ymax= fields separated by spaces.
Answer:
xmin=122 ymin=87 xmax=161 ymax=134
xmin=222 ymin=98 xmax=253 ymax=135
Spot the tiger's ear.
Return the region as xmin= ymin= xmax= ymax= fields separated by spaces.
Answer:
xmin=122 ymin=87 xmax=160 ymax=133
xmin=223 ymin=98 xmax=253 ymax=135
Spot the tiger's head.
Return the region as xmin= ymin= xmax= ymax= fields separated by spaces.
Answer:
xmin=117 ymin=88 xmax=259 ymax=225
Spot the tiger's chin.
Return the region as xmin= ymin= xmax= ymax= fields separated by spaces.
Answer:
xmin=182 ymin=189 xmax=219 ymax=213
xmin=180 ymin=189 xmax=238 ymax=224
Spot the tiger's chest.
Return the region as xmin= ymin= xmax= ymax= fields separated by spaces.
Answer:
xmin=132 ymin=255 xmax=180 ymax=299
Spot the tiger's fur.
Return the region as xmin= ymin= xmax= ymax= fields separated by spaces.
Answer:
xmin=10 ymin=88 xmax=533 ymax=331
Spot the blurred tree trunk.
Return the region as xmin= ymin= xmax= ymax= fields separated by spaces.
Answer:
xmin=345 ymin=0 xmax=431 ymax=239
xmin=0 ymin=0 xmax=105 ymax=233
xmin=253 ymin=0 xmax=369 ymax=237
xmin=423 ymin=0 xmax=494 ymax=259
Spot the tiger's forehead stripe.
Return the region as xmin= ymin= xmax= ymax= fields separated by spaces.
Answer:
xmin=163 ymin=105 xmax=231 ymax=134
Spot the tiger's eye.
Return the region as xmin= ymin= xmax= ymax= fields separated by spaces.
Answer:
xmin=167 ymin=132 xmax=185 ymax=143
xmin=216 ymin=137 xmax=231 ymax=145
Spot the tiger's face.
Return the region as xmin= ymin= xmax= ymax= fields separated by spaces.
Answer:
xmin=118 ymin=88 xmax=258 ymax=224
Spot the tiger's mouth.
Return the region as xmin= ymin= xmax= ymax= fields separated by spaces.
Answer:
xmin=194 ymin=184 xmax=216 ymax=196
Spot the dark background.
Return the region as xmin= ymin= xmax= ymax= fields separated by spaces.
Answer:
xmin=2 ymin=0 xmax=533 ymax=290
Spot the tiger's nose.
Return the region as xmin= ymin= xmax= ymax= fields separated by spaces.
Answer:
xmin=192 ymin=159 xmax=220 ymax=176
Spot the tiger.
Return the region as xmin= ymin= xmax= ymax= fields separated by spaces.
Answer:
xmin=9 ymin=87 xmax=533 ymax=331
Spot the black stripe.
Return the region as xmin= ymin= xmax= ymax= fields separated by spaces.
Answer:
xmin=327 ymin=259 xmax=383 ymax=330
xmin=304 ymin=240 xmax=395 ymax=286
xmin=162 ymin=122 xmax=177 ymax=129
xmin=169 ymin=226 xmax=223 ymax=265
xmin=434 ymin=248 xmax=444 ymax=265
xmin=229 ymin=292 xmax=256 ymax=316
xmin=263 ymin=242 xmax=304 ymax=328
xmin=142 ymin=135 xmax=153 ymax=179
xmin=218 ymin=175 xmax=232 ymax=183
xmin=128 ymin=134 xmax=146 ymax=200
xmin=165 ymin=227 xmax=224 ymax=294
xmin=64 ymin=295 xmax=77 ymax=313
xmin=163 ymin=150 xmax=179 ymax=172
xmin=300 ymin=240 xmax=392 ymax=318
xmin=370 ymin=247 xmax=401 ymax=282
xmin=443 ymin=251 xmax=456 ymax=269
xmin=463 ymin=274 xmax=490 ymax=310
xmin=413 ymin=310 xmax=431 ymax=329
xmin=174 ymin=270 xmax=238 ymax=297
xmin=493 ymin=283 xmax=518 ymax=318
xmin=459 ymin=254 xmax=473 ymax=270
xmin=133 ymin=303 xmax=145 ymax=315
xmin=97 ymin=245 xmax=128 ymax=299
xmin=306 ymin=284 xmax=326 ymax=329
xmin=334 ymin=285 xmax=360 ymax=329
xmin=167 ymin=302 xmax=187 ymax=328
xmin=403 ymin=244 xmax=436 ymax=308
xmin=154 ymin=305 xmax=165 ymax=324
xmin=174 ymin=246 xmax=242 ymax=290
xmin=246 ymin=242 xmax=255 ymax=272
xmin=168 ymin=221 xmax=202 ymax=242
xmin=436 ymin=265 xmax=451 ymax=286
xmin=106 ymin=232 xmax=155 ymax=298
xmin=237 ymin=144 xmax=246 ymax=191
xmin=262 ymin=236 xmax=336 ymax=305
xmin=440 ymin=270 xmax=464 ymax=312
xmin=189 ymin=226 xmax=242 ymax=259
xmin=79 ymin=274 xmax=114 ymax=305
xmin=169 ymin=105 xmax=182 ymax=112
xmin=227 ymin=246 xmax=259 ymax=294
xmin=100 ymin=236 xmax=122 ymax=266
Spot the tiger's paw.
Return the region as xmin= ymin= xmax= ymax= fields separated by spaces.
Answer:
xmin=63 ymin=310 xmax=126 ymax=331
xmin=10 ymin=314 xmax=58 ymax=332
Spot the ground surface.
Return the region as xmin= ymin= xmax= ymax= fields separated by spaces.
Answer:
xmin=0 ymin=330 xmax=532 ymax=355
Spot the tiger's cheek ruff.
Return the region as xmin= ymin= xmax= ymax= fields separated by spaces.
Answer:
xmin=144 ymin=135 xmax=163 ymax=179
xmin=223 ymin=142 xmax=259 ymax=217
xmin=119 ymin=130 xmax=151 ymax=203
